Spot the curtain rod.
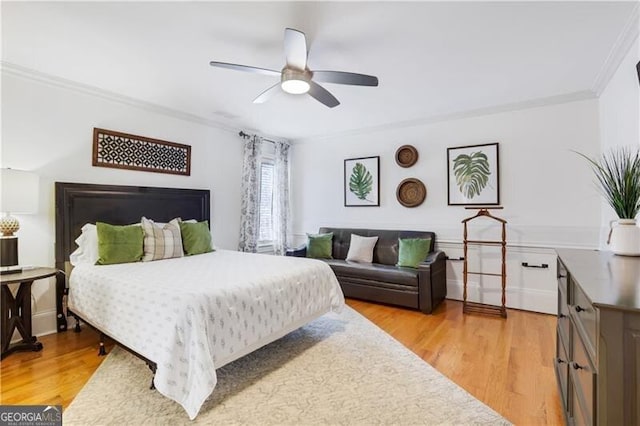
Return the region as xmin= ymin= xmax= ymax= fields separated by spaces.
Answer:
xmin=238 ymin=130 xmax=276 ymax=144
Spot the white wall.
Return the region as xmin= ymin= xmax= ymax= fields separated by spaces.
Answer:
xmin=1 ymin=72 xmax=243 ymax=336
xmin=598 ymin=36 xmax=640 ymax=243
xmin=290 ymin=99 xmax=602 ymax=314
xmin=291 ymin=99 xmax=602 ymax=249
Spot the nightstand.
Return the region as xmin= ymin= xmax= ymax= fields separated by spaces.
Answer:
xmin=1 ymin=267 xmax=58 ymax=359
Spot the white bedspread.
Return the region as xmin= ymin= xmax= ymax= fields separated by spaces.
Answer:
xmin=68 ymin=250 xmax=344 ymax=419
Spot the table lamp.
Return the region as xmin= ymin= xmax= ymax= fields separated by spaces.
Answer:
xmin=0 ymin=168 xmax=39 ymax=274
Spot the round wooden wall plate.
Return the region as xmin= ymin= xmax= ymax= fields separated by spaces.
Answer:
xmin=396 ymin=178 xmax=427 ymax=207
xmin=395 ymin=145 xmax=418 ymax=168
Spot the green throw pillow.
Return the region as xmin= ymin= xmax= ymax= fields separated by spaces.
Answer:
xmin=306 ymin=232 xmax=333 ymax=259
xmin=396 ymin=238 xmax=432 ymax=268
xmin=96 ymin=222 xmax=144 ymax=265
xmin=180 ymin=221 xmax=214 ymax=256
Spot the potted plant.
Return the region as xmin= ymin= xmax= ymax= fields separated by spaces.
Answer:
xmin=577 ymin=147 xmax=640 ymax=256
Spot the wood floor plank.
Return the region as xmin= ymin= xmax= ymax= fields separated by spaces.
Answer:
xmin=0 ymin=298 xmax=562 ymax=424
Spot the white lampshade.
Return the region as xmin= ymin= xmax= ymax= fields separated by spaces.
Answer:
xmin=1 ymin=168 xmax=39 ymax=214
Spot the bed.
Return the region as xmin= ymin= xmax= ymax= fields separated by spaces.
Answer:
xmin=54 ymin=182 xmax=344 ymax=419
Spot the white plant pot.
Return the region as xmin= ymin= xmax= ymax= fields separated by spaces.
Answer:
xmin=608 ymin=219 xmax=640 ymax=256
xmin=607 ymin=255 xmax=640 ymax=303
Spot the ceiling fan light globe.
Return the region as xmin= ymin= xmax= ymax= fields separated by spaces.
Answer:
xmin=281 ymin=79 xmax=310 ymax=94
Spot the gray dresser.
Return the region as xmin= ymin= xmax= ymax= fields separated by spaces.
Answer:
xmin=556 ymin=248 xmax=640 ymax=425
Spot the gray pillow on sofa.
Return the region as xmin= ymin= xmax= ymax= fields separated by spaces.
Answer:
xmin=346 ymin=234 xmax=379 ymax=263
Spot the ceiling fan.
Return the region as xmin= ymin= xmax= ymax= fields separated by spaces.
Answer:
xmin=209 ymin=28 xmax=378 ymax=108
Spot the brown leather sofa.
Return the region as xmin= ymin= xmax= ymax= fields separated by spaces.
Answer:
xmin=287 ymin=227 xmax=447 ymax=314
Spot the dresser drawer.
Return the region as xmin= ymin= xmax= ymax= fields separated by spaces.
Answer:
xmin=570 ymin=278 xmax=597 ymax=360
xmin=570 ymin=333 xmax=596 ymax=425
xmin=557 ymin=259 xmax=568 ymax=296
xmin=555 ymin=330 xmax=570 ymax=410
xmin=572 ymin=386 xmax=591 ymax=426
xmin=558 ymin=287 xmax=570 ymax=347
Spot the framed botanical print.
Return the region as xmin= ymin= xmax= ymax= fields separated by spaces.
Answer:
xmin=447 ymin=142 xmax=500 ymax=206
xmin=344 ymin=156 xmax=380 ymax=207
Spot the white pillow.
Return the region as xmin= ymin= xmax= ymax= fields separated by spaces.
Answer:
xmin=69 ymin=223 xmax=99 ymax=266
xmin=346 ymin=234 xmax=379 ymax=263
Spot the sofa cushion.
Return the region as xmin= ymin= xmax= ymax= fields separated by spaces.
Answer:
xmin=324 ymin=259 xmax=419 ymax=287
xmin=397 ymin=238 xmax=432 ymax=268
xmin=346 ymin=234 xmax=378 ymax=263
xmin=307 ymin=232 xmax=333 ymax=259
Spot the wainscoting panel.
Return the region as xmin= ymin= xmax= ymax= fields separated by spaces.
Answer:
xmin=439 ymin=242 xmax=557 ymax=314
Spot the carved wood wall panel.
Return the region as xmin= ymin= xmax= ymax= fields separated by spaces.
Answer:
xmin=92 ymin=128 xmax=191 ymax=176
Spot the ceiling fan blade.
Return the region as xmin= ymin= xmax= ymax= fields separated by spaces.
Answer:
xmin=284 ymin=28 xmax=307 ymax=70
xmin=253 ymin=83 xmax=281 ymax=104
xmin=308 ymin=81 xmax=340 ymax=108
xmin=312 ymin=71 xmax=379 ymax=86
xmin=209 ymin=61 xmax=281 ymax=77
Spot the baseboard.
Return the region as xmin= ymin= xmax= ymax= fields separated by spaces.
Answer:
xmin=33 ymin=309 xmax=58 ymax=337
xmin=11 ymin=309 xmax=58 ymax=343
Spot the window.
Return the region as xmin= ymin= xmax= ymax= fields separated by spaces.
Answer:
xmin=258 ymin=160 xmax=275 ymax=245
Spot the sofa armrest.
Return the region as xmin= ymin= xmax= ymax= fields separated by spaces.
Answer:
xmin=286 ymin=245 xmax=307 ymax=257
xmin=421 ymin=250 xmax=446 ymax=267
xmin=416 ymin=250 xmax=447 ymax=313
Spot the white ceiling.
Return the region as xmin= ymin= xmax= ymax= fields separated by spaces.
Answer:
xmin=2 ymin=1 xmax=637 ymax=141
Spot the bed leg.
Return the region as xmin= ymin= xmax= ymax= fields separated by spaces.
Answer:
xmin=73 ymin=316 xmax=81 ymax=333
xmin=148 ymin=363 xmax=157 ymax=390
xmin=98 ymin=334 xmax=107 ymax=356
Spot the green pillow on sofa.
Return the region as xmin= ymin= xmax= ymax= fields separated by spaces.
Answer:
xmin=306 ymin=232 xmax=333 ymax=259
xmin=396 ymin=238 xmax=432 ymax=268
xmin=96 ymin=222 xmax=144 ymax=265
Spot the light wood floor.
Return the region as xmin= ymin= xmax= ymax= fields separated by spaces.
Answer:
xmin=1 ymin=299 xmax=562 ymax=425
xmin=349 ymin=299 xmax=562 ymax=425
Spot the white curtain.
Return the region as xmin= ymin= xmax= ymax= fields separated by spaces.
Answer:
xmin=272 ymin=141 xmax=291 ymax=255
xmin=238 ymin=134 xmax=263 ymax=252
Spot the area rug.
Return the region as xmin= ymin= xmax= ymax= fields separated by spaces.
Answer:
xmin=63 ymin=306 xmax=510 ymax=425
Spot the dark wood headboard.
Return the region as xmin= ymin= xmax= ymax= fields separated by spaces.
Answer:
xmin=54 ymin=182 xmax=210 ymax=331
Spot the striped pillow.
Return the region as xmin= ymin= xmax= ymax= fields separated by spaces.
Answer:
xmin=141 ymin=217 xmax=184 ymax=261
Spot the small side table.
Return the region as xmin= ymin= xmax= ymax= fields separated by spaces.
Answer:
xmin=1 ymin=267 xmax=58 ymax=359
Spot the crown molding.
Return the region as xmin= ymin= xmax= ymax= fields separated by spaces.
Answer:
xmin=0 ymin=60 xmax=603 ymax=145
xmin=295 ymin=90 xmax=596 ymax=144
xmin=0 ymin=61 xmax=240 ymax=135
xmin=591 ymin=2 xmax=640 ymax=96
